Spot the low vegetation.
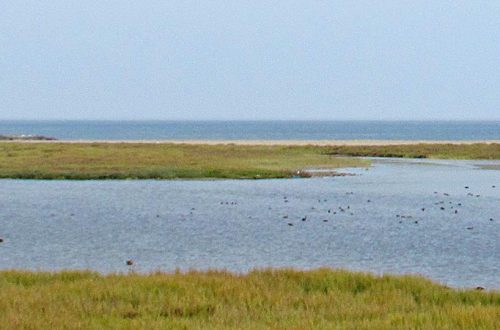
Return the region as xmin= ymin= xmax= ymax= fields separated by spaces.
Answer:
xmin=0 ymin=269 xmax=497 ymax=329
xmin=326 ymin=143 xmax=500 ymax=159
xmin=1 ymin=142 xmax=498 ymax=180
xmin=0 ymin=142 xmax=367 ymax=179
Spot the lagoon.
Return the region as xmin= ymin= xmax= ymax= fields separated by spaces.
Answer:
xmin=0 ymin=158 xmax=498 ymax=289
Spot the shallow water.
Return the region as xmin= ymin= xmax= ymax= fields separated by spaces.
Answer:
xmin=0 ymin=159 xmax=498 ymax=289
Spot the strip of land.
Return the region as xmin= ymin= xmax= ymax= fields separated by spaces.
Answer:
xmin=6 ymin=139 xmax=500 ymax=145
xmin=1 ymin=141 xmax=499 ymax=179
xmin=325 ymin=143 xmax=500 ymax=160
xmin=0 ymin=269 xmax=497 ymax=329
xmin=0 ymin=142 xmax=368 ymax=179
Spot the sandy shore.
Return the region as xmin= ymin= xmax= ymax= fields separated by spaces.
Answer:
xmin=4 ymin=139 xmax=500 ymax=146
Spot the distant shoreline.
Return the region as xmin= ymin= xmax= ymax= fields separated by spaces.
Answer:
xmin=3 ymin=139 xmax=500 ymax=145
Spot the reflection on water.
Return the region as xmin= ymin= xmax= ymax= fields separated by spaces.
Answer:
xmin=0 ymin=159 xmax=498 ymax=289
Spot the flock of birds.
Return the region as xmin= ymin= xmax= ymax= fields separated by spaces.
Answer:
xmin=0 ymin=183 xmax=495 ymax=271
xmin=259 ymin=185 xmax=497 ymax=230
xmin=71 ymin=181 xmax=500 ymax=269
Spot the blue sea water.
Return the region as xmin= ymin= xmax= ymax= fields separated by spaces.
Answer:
xmin=0 ymin=120 xmax=499 ymax=140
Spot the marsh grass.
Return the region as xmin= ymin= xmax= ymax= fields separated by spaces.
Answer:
xmin=0 ymin=269 xmax=498 ymax=329
xmin=0 ymin=143 xmax=367 ymax=179
xmin=326 ymin=143 xmax=500 ymax=160
xmin=1 ymin=142 xmax=498 ymax=180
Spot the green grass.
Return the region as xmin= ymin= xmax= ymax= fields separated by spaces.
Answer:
xmin=1 ymin=142 xmax=498 ymax=180
xmin=0 ymin=143 xmax=367 ymax=180
xmin=0 ymin=269 xmax=497 ymax=329
xmin=326 ymin=143 xmax=500 ymax=160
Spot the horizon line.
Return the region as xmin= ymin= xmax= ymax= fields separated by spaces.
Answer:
xmin=2 ymin=118 xmax=500 ymax=122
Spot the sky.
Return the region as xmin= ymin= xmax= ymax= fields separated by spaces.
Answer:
xmin=1 ymin=1 xmax=499 ymax=121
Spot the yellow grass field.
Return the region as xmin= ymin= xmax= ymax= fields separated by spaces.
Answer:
xmin=0 ymin=269 xmax=498 ymax=329
xmin=0 ymin=142 xmax=368 ymax=179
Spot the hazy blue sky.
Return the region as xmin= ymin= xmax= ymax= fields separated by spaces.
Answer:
xmin=1 ymin=1 xmax=499 ymax=120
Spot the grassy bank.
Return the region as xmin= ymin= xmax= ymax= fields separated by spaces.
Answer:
xmin=1 ymin=142 xmax=498 ymax=180
xmin=0 ymin=269 xmax=497 ymax=329
xmin=326 ymin=143 xmax=500 ymax=159
xmin=0 ymin=142 xmax=367 ymax=180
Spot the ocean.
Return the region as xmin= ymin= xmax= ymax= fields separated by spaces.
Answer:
xmin=0 ymin=120 xmax=499 ymax=140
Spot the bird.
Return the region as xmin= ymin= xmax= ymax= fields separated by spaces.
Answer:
xmin=126 ymin=260 xmax=134 ymax=266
